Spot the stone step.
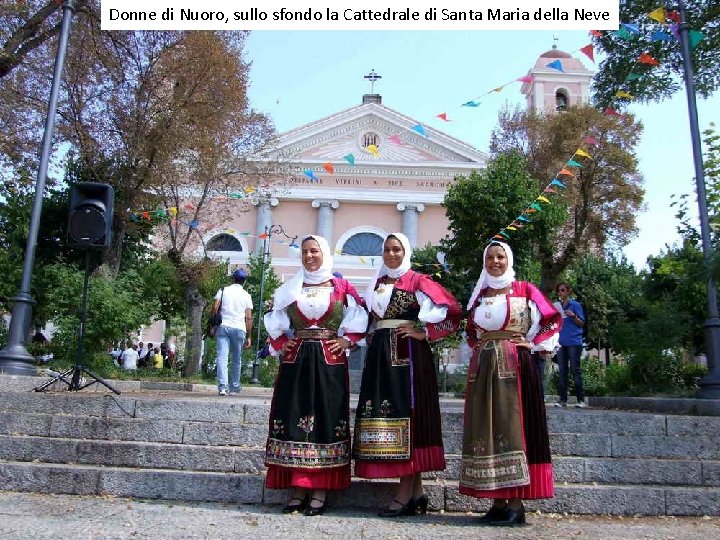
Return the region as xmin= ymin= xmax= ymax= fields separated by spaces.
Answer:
xmin=0 ymin=460 xmax=718 ymax=516
xmin=3 ymin=408 xmax=718 ymax=463
xmin=4 ymin=391 xmax=720 ymax=438
xmin=1 ymin=429 xmax=717 ymax=488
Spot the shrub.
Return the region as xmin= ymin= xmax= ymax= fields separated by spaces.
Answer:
xmin=680 ymin=362 xmax=708 ymax=390
xmin=604 ymin=361 xmax=633 ymax=394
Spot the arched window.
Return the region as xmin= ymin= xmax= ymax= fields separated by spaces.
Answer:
xmin=207 ymin=234 xmax=243 ymax=252
xmin=555 ymin=90 xmax=569 ymax=111
xmin=341 ymin=232 xmax=384 ymax=256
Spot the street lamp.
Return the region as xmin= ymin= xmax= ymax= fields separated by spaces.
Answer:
xmin=677 ymin=1 xmax=720 ymax=398
xmin=0 ymin=1 xmax=78 ymax=375
xmin=250 ymin=224 xmax=298 ymax=384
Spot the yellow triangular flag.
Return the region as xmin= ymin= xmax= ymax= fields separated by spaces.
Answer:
xmin=359 ymin=256 xmax=367 ymax=264
xmin=575 ymin=149 xmax=592 ymax=159
xmin=367 ymin=144 xmax=379 ymax=156
xmin=507 ymin=226 xmax=517 ymax=231
xmin=537 ymin=195 xmax=550 ymax=204
xmin=169 ymin=207 xmax=178 ymax=216
xmin=615 ymin=90 xmax=634 ymax=99
xmin=648 ymin=7 xmax=666 ymax=23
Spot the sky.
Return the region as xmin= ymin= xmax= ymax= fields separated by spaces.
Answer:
xmin=243 ymin=30 xmax=720 ymax=271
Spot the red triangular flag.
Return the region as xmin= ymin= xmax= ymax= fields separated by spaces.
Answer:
xmin=637 ymin=52 xmax=660 ymax=66
xmin=584 ymin=136 xmax=599 ymax=146
xmin=322 ymin=162 xmax=334 ymax=174
xmin=516 ymin=75 xmax=533 ymax=83
xmin=558 ymin=168 xmax=576 ymax=177
xmin=579 ymin=44 xmax=594 ymax=62
xmin=436 ymin=112 xmax=450 ymax=122
xmin=589 ymin=30 xmax=603 ymax=37
xmin=258 ymin=233 xmax=268 ymax=239
xmin=605 ymin=107 xmax=621 ymax=117
xmin=667 ymin=10 xmax=681 ymax=23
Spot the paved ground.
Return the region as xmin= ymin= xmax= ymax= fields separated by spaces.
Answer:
xmin=0 ymin=492 xmax=717 ymax=540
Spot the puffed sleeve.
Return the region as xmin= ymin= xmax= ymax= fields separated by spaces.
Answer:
xmin=527 ymin=300 xmax=560 ymax=354
xmin=338 ymin=293 xmax=369 ymax=343
xmin=263 ymin=308 xmax=291 ymax=354
xmin=416 ymin=290 xmax=448 ymax=324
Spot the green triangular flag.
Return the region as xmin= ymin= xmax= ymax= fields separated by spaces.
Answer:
xmin=689 ymin=30 xmax=704 ymax=50
xmin=566 ymin=159 xmax=583 ymax=168
xmin=625 ymin=73 xmax=642 ymax=82
xmin=613 ymin=27 xmax=632 ymax=40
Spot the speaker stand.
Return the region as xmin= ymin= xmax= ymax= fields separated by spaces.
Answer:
xmin=35 ymin=252 xmax=120 ymax=395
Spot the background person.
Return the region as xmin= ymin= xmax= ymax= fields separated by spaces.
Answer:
xmin=263 ymin=235 xmax=367 ymax=517
xmin=211 ymin=268 xmax=254 ymax=396
xmin=354 ymin=232 xmax=462 ymax=517
xmin=461 ymin=241 xmax=561 ymax=527
xmin=554 ymin=282 xmax=587 ymax=408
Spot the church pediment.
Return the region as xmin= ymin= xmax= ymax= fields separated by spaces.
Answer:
xmin=270 ymin=103 xmax=487 ymax=166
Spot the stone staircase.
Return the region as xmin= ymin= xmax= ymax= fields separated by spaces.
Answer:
xmin=0 ymin=374 xmax=719 ymax=516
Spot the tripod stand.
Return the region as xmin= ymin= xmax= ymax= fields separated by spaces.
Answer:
xmin=35 ymin=251 xmax=120 ymax=394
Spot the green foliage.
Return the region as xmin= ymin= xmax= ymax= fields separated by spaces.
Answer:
xmin=592 ymin=0 xmax=720 ymax=106
xmin=626 ymin=348 xmax=686 ymax=394
xmin=603 ymin=361 xmax=634 ymax=395
xmin=441 ymin=151 xmax=555 ymax=302
xmin=243 ymin=252 xmax=282 ymax=347
xmin=42 ymin=262 xmax=155 ymax=359
xmin=681 ymin=362 xmax=709 ymax=390
xmin=567 ymin=253 xmax=643 ymax=351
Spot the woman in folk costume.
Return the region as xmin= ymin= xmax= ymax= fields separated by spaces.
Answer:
xmin=353 ymin=232 xmax=462 ymax=517
xmin=263 ymin=235 xmax=368 ymax=516
xmin=461 ymin=241 xmax=561 ymax=526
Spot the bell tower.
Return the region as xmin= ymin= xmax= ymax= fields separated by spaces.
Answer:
xmin=520 ymin=45 xmax=594 ymax=112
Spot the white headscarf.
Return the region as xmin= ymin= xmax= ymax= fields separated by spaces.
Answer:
xmin=466 ymin=241 xmax=516 ymax=310
xmin=272 ymin=234 xmax=334 ymax=310
xmin=364 ymin=232 xmax=412 ymax=307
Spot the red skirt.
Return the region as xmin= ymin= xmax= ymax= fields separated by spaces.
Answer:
xmin=265 ymin=464 xmax=351 ymax=490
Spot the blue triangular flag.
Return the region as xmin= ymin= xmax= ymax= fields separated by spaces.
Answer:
xmin=651 ymin=30 xmax=673 ymax=42
xmin=550 ymin=179 xmax=566 ymax=189
xmin=411 ymin=124 xmax=427 ymax=137
xmin=621 ymin=23 xmax=640 ymax=34
xmin=461 ymin=101 xmax=481 ymax=107
xmin=546 ymin=60 xmax=564 ymax=73
xmin=303 ymin=169 xmax=318 ymax=181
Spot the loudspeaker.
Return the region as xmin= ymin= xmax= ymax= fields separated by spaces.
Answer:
xmin=67 ymin=182 xmax=114 ymax=248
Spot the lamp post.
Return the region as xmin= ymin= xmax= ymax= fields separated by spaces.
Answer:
xmin=677 ymin=1 xmax=720 ymax=398
xmin=250 ymin=224 xmax=297 ymax=384
xmin=0 ymin=1 xmax=77 ymax=375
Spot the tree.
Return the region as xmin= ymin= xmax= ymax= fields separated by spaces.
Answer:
xmin=441 ymin=150 xmax=562 ymax=297
xmin=592 ymin=0 xmax=720 ymax=106
xmin=490 ymin=105 xmax=645 ymax=290
xmin=0 ymin=1 xmax=93 ymax=80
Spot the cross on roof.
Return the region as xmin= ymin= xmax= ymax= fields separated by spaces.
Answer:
xmin=364 ymin=69 xmax=382 ymax=93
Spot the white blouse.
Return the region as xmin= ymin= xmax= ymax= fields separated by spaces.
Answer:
xmin=370 ymin=284 xmax=448 ymax=324
xmin=472 ymin=294 xmax=558 ymax=353
xmin=264 ymin=286 xmax=368 ymax=342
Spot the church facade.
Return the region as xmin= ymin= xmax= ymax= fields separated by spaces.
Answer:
xmin=201 ymin=92 xmax=488 ymax=290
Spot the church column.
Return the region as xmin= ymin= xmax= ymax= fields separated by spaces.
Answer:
xmin=396 ymin=203 xmax=425 ymax=248
xmin=311 ymin=199 xmax=340 ymax=244
xmin=533 ymin=81 xmax=545 ymax=111
xmin=252 ymin=197 xmax=279 ymax=254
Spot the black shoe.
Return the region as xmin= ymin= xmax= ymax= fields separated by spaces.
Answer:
xmin=477 ymin=505 xmax=507 ymax=524
xmin=489 ymin=504 xmax=526 ymax=527
xmin=414 ymin=494 xmax=429 ymax=515
xmin=378 ymin=498 xmax=416 ymax=517
xmin=281 ymin=495 xmax=308 ymax=514
xmin=304 ymin=497 xmax=326 ymax=516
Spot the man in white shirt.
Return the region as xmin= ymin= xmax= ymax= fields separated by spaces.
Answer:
xmin=120 ymin=342 xmax=139 ymax=371
xmin=211 ymin=269 xmax=253 ymax=395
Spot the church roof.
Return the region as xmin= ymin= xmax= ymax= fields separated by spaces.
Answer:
xmin=266 ymin=100 xmax=488 ymax=168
